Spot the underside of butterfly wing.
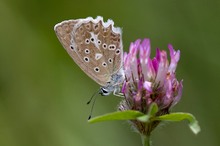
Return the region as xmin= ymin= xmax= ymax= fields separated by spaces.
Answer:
xmin=54 ymin=16 xmax=123 ymax=86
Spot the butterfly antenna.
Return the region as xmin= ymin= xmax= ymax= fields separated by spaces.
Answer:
xmin=87 ymin=88 xmax=101 ymax=120
xmin=87 ymin=88 xmax=100 ymax=105
xmin=88 ymin=95 xmax=98 ymax=120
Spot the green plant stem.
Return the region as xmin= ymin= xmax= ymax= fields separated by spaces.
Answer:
xmin=141 ymin=134 xmax=151 ymax=146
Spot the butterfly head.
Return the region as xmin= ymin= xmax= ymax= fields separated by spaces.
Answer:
xmin=99 ymin=68 xmax=125 ymax=96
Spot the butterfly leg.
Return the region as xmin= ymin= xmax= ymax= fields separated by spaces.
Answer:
xmin=113 ymin=92 xmax=124 ymax=97
xmin=113 ymin=86 xmax=124 ymax=97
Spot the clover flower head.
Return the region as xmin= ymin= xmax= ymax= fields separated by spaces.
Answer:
xmin=119 ymin=39 xmax=183 ymax=135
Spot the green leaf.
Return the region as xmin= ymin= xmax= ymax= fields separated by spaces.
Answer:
xmin=137 ymin=115 xmax=150 ymax=122
xmin=137 ymin=103 xmax=158 ymax=123
xmin=88 ymin=110 xmax=144 ymax=123
xmin=148 ymin=103 xmax=158 ymax=116
xmin=155 ymin=112 xmax=201 ymax=134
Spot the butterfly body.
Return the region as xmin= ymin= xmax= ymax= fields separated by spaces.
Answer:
xmin=54 ymin=16 xmax=124 ymax=96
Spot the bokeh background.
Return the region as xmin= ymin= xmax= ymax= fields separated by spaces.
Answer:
xmin=0 ymin=0 xmax=219 ymax=146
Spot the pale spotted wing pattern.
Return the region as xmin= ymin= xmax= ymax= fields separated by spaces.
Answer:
xmin=54 ymin=16 xmax=123 ymax=87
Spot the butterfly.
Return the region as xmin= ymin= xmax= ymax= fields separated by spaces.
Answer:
xmin=54 ymin=16 xmax=124 ymax=96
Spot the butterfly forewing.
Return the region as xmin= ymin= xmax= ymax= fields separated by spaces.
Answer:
xmin=54 ymin=19 xmax=86 ymax=72
xmin=54 ymin=16 xmax=123 ymax=87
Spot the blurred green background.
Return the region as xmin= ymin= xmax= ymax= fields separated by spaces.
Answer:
xmin=0 ymin=0 xmax=219 ymax=146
